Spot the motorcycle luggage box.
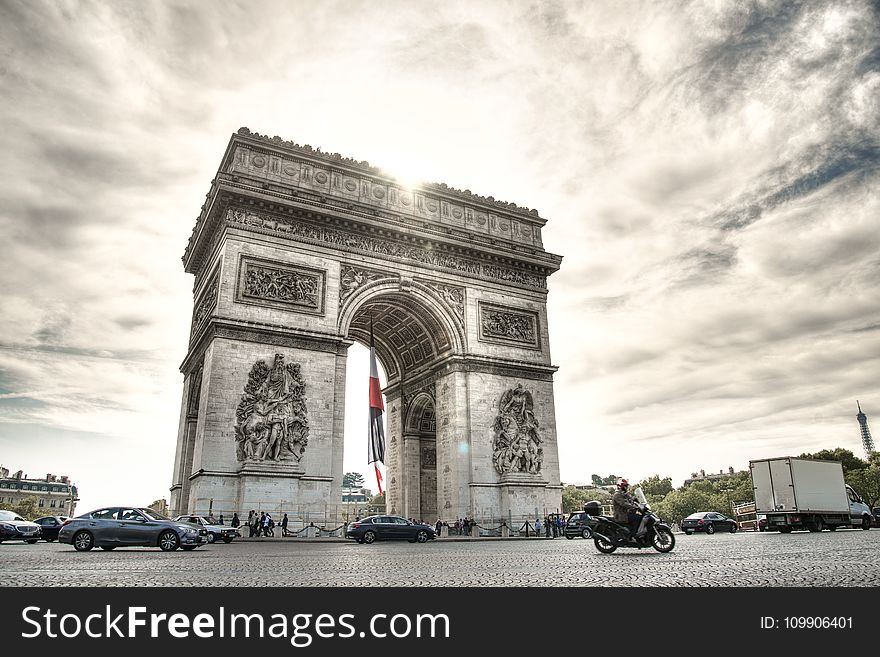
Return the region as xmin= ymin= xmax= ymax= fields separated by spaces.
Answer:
xmin=583 ymin=501 xmax=602 ymax=516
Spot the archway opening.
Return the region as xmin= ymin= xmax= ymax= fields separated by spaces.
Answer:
xmin=341 ymin=288 xmax=458 ymax=523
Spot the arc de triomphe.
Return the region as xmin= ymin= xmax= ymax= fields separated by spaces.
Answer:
xmin=170 ymin=128 xmax=563 ymax=522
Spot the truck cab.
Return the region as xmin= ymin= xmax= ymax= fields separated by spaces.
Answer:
xmin=845 ymin=485 xmax=872 ymax=529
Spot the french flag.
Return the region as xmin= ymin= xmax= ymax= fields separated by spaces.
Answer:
xmin=367 ymin=319 xmax=385 ymax=495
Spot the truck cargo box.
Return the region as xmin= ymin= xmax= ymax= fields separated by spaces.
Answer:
xmin=750 ymin=457 xmax=849 ymax=515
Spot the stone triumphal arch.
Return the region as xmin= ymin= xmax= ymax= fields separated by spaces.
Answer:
xmin=170 ymin=128 xmax=563 ymax=523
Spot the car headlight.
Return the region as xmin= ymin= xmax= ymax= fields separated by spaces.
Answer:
xmin=0 ymin=523 xmax=15 ymax=531
xmin=176 ymin=525 xmax=197 ymax=534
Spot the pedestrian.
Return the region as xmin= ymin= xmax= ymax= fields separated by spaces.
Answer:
xmin=534 ymin=517 xmax=542 ymax=536
xmin=435 ymin=518 xmax=442 ymax=537
xmin=282 ymin=513 xmax=289 ymax=537
xmin=247 ymin=510 xmax=255 ymax=537
xmin=219 ymin=514 xmax=224 ymax=526
xmin=257 ymin=512 xmax=265 ymax=538
xmin=544 ymin=516 xmax=551 ymax=538
xmin=231 ymin=513 xmax=240 ymax=529
xmin=262 ymin=513 xmax=272 ymax=537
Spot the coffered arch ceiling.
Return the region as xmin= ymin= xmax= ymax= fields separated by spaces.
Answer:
xmin=348 ymin=293 xmax=453 ymax=384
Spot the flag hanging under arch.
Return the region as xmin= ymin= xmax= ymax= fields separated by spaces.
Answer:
xmin=367 ymin=319 xmax=385 ymax=495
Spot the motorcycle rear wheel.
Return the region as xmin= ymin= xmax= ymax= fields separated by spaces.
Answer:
xmin=594 ymin=535 xmax=617 ymax=554
xmin=652 ymin=527 xmax=675 ymax=553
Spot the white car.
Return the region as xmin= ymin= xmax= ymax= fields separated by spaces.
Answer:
xmin=0 ymin=510 xmax=42 ymax=544
xmin=174 ymin=515 xmax=237 ymax=543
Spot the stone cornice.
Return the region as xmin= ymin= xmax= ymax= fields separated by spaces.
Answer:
xmin=383 ymin=354 xmax=558 ymax=400
xmin=233 ymin=127 xmax=543 ymax=220
xmin=183 ymin=130 xmax=564 ymax=278
xmin=181 ymin=318 xmax=352 ymax=374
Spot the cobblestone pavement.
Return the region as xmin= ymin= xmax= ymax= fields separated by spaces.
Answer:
xmin=2 ymin=530 xmax=880 ymax=587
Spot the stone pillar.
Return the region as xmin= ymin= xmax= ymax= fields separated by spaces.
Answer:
xmin=330 ymin=348 xmax=348 ymax=499
xmin=403 ymin=433 xmax=421 ymax=520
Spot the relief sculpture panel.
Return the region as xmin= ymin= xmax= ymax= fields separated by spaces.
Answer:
xmin=236 ymin=255 xmax=326 ymax=315
xmin=234 ymin=354 xmax=310 ymax=463
xmin=492 ymin=384 xmax=543 ymax=476
xmin=478 ymin=302 xmax=540 ymax=349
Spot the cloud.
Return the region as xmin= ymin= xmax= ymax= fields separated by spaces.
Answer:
xmin=0 ymin=0 xmax=878 ymax=509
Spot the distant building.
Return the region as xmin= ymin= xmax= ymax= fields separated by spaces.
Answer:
xmin=0 ymin=466 xmax=79 ymax=516
xmin=683 ymin=466 xmax=744 ymax=487
xmin=342 ymin=487 xmax=372 ymax=503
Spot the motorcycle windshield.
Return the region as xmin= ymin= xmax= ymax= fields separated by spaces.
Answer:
xmin=633 ymin=487 xmax=648 ymax=506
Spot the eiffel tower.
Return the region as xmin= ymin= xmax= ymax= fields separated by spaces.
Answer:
xmin=857 ymin=401 xmax=875 ymax=459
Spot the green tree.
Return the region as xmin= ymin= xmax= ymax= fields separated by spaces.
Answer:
xmin=591 ymin=474 xmax=603 ymax=487
xmin=10 ymin=496 xmax=40 ymax=520
xmin=846 ymin=466 xmax=880 ymax=509
xmin=561 ymin=486 xmax=610 ymax=513
xmin=799 ymin=448 xmax=867 ymax=474
xmin=343 ymin=472 xmax=365 ymax=489
xmin=638 ymin=475 xmax=673 ymax=503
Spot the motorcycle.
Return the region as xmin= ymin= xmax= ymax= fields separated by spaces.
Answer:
xmin=584 ymin=487 xmax=675 ymax=554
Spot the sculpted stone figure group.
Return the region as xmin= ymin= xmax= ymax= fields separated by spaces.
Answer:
xmin=492 ymin=384 xmax=543 ymax=475
xmin=235 ymin=354 xmax=310 ymax=463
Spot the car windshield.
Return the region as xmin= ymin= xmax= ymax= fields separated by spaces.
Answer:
xmin=139 ymin=508 xmax=170 ymax=521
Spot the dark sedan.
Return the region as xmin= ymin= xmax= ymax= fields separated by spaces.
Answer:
xmin=681 ymin=512 xmax=738 ymax=535
xmin=564 ymin=512 xmax=594 ymax=539
xmin=0 ymin=510 xmax=42 ymax=544
xmin=33 ymin=515 xmax=69 ymax=542
xmin=345 ymin=515 xmax=436 ymax=544
xmin=58 ymin=507 xmax=207 ymax=551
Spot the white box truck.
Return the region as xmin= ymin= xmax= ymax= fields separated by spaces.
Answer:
xmin=750 ymin=457 xmax=873 ymax=533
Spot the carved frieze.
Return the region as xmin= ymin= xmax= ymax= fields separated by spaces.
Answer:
xmin=478 ymin=302 xmax=540 ymax=349
xmin=492 ymin=384 xmax=543 ymax=476
xmin=421 ymin=446 xmax=437 ymax=469
xmin=224 ymin=208 xmax=546 ymax=290
xmin=191 ymin=273 xmax=219 ymax=339
xmin=235 ymin=255 xmax=326 ymax=315
xmin=234 ymin=354 xmax=309 ymax=463
xmin=339 ymin=264 xmax=388 ymax=303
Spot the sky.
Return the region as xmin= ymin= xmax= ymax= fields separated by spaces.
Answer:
xmin=0 ymin=0 xmax=878 ymax=512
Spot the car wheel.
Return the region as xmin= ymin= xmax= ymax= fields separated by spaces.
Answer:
xmin=705 ymin=524 xmax=715 ymax=535
xmin=45 ymin=538 xmax=56 ymax=542
xmin=581 ymin=528 xmax=592 ymax=540
xmin=356 ymin=538 xmax=364 ymax=544
xmin=779 ymin=527 xmax=793 ymax=534
xmin=26 ymin=539 xmax=38 ymax=544
xmin=73 ymin=531 xmax=94 ymax=552
xmin=684 ymin=530 xmax=693 ymax=535
xmin=206 ymin=533 xmax=215 ymax=544
xmin=565 ymin=534 xmax=574 ymax=540
xmin=415 ymin=530 xmax=429 ymax=543
xmin=729 ymin=523 xmax=737 ymax=534
xmin=363 ymin=530 xmax=376 ymax=544
xmin=181 ymin=546 xmax=197 ymax=551
xmin=828 ymin=525 xmax=837 ymax=531
xmin=159 ymin=530 xmax=180 ymax=551
xmin=101 ymin=546 xmax=115 ymax=550
xmin=862 ymin=516 xmax=872 ymax=530
xmin=222 ymin=536 xmax=233 ymax=544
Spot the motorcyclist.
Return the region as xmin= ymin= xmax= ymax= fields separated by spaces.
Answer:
xmin=612 ymin=478 xmax=648 ymax=538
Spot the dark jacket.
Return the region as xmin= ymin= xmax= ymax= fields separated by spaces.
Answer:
xmin=612 ymin=490 xmax=639 ymax=523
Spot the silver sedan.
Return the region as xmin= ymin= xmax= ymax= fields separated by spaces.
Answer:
xmin=58 ymin=507 xmax=207 ymax=551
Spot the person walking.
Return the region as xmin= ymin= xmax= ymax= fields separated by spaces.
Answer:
xmin=534 ymin=517 xmax=542 ymax=536
xmin=435 ymin=519 xmax=442 ymax=537
xmin=218 ymin=514 xmax=224 ymax=526
xmin=231 ymin=513 xmax=240 ymax=530
xmin=247 ymin=510 xmax=255 ymax=537
xmin=257 ymin=512 xmax=265 ymax=538
xmin=281 ymin=513 xmax=289 ymax=537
